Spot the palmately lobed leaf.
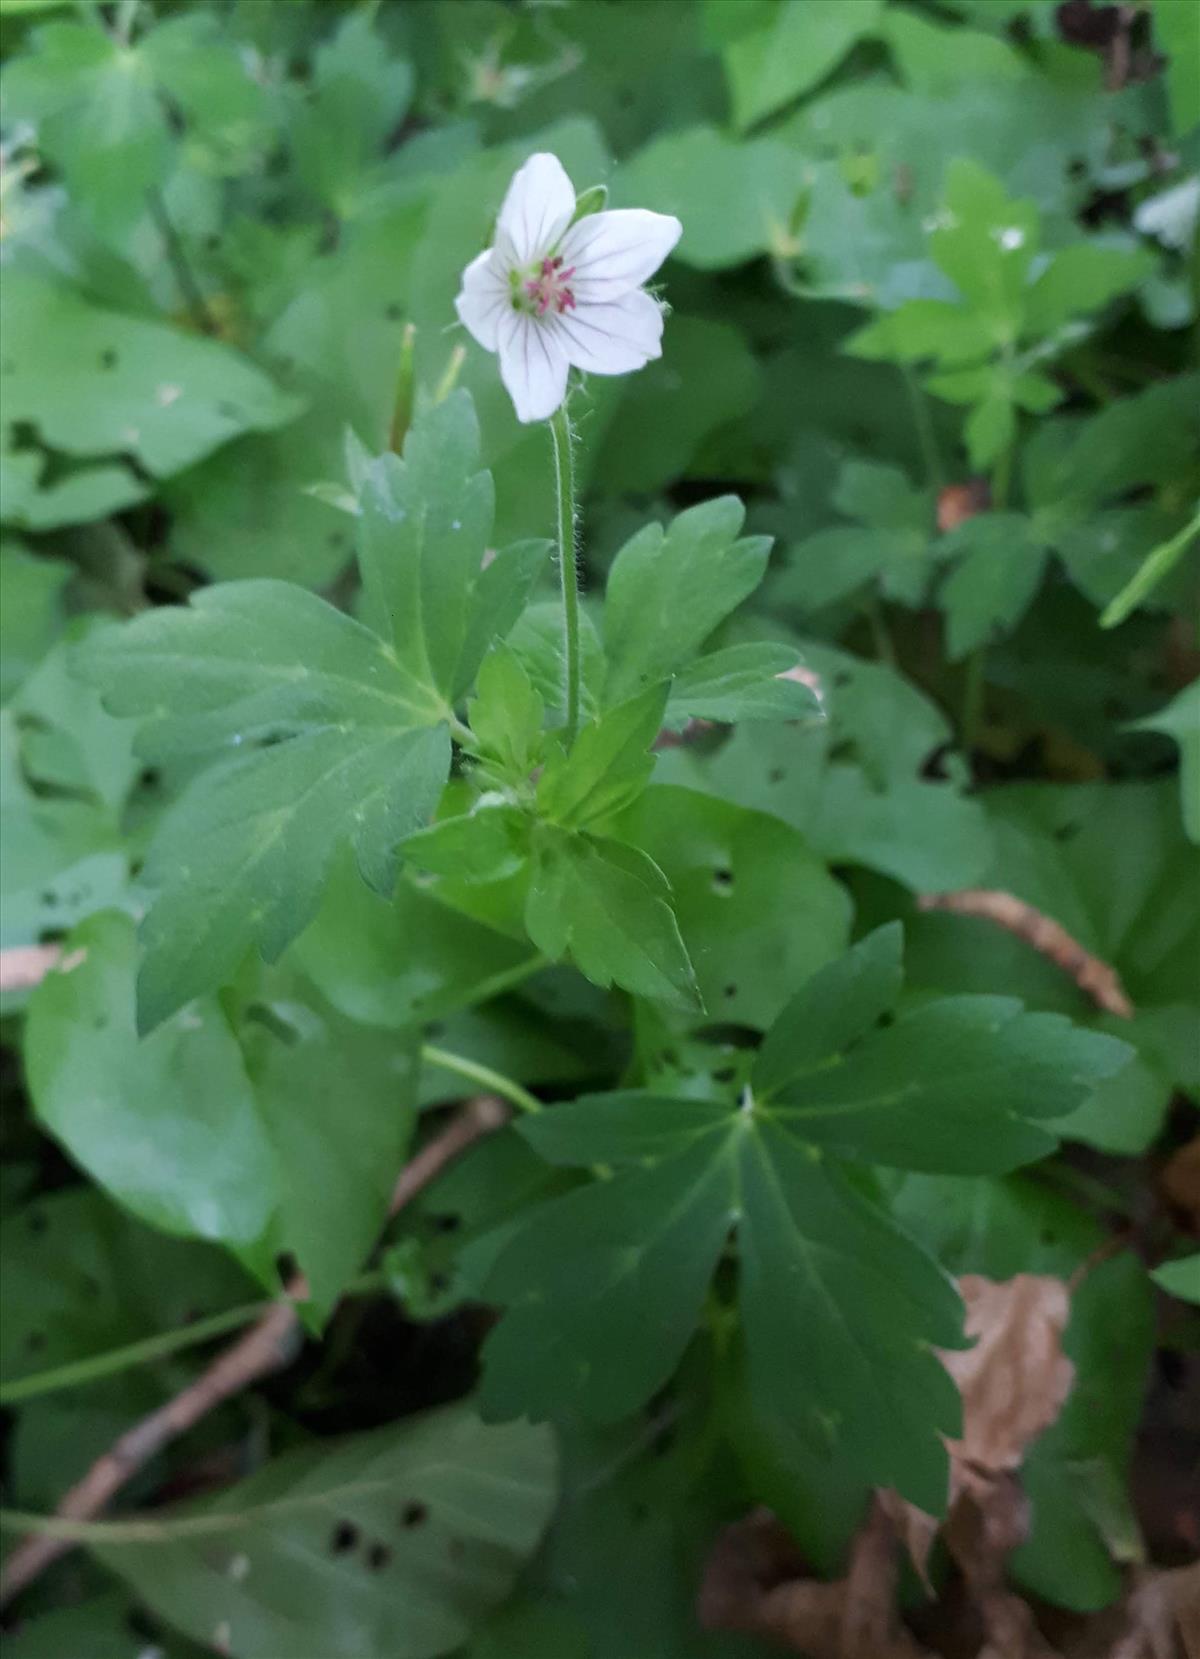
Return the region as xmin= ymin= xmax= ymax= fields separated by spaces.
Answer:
xmin=83 ymin=580 xmax=454 ymax=1030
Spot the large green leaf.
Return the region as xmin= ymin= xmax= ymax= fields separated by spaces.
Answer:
xmin=482 ymin=1089 xmax=961 ymax=1511
xmin=723 ymin=0 xmax=883 ymax=131
xmin=477 ymin=926 xmax=1134 ymax=1506
xmin=1 ymin=272 xmax=299 ymax=515
xmin=84 ymin=581 xmax=451 ymax=1029
xmin=91 ymin=1404 xmax=557 ymax=1659
xmin=25 ymin=912 xmax=278 ymax=1246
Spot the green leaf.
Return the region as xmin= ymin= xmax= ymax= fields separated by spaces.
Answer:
xmin=724 ymin=0 xmax=883 ymax=131
xmin=1152 ymin=0 xmax=1200 ymax=135
xmin=294 ymin=852 xmax=538 ymax=1032
xmin=537 ymin=685 xmax=667 ymax=829
xmin=467 ymin=644 xmax=545 ymax=785
xmin=240 ymin=989 xmax=418 ymax=1322
xmin=0 ymin=272 xmax=299 ymax=488
xmin=621 ymin=125 xmax=807 ymax=268
xmin=90 ymin=1403 xmax=557 ymax=1659
xmin=289 ymin=9 xmax=414 ymax=212
xmin=483 ymin=1086 xmax=962 ymax=1510
xmin=1151 ymin=1254 xmax=1200 ymax=1303
xmin=84 ymin=580 xmax=453 ymax=1030
xmin=1023 ymin=242 xmax=1156 ymax=339
xmin=3 ymin=1594 xmax=196 ymax=1659
xmin=937 ymin=513 xmax=1047 ymax=658
xmin=0 ymin=542 xmax=70 ymax=703
xmin=930 ymin=158 xmax=1038 ymax=338
xmin=1131 ymin=682 xmax=1200 ymax=842
xmin=754 ymin=923 xmax=903 ymax=1096
xmin=846 ymin=299 xmax=995 ymax=367
xmin=768 ymin=994 xmax=1132 ymax=1174
xmin=1 ymin=22 xmax=171 ymax=235
xmin=602 ymin=497 xmax=771 ymax=706
xmin=25 ymin=912 xmax=278 ymax=1247
xmin=615 ymin=784 xmax=851 ymax=1029
xmin=524 ymin=827 xmax=700 ymax=1011
xmin=593 ymin=318 xmax=763 ymax=498
xmin=665 ymin=642 xmax=822 ymax=725
xmin=403 ymin=803 xmax=530 ymax=886
xmin=673 ymin=644 xmax=993 ymax=893
xmin=0 ymin=710 xmax=126 ymax=955
xmin=357 ymin=391 xmax=497 ymax=701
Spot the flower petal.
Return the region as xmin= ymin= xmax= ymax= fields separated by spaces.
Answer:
xmin=559 ymin=209 xmax=682 ymax=302
xmin=497 ymin=152 xmax=577 ymax=266
xmin=497 ymin=310 xmax=570 ymax=423
xmin=549 ymin=288 xmax=665 ymax=375
xmin=455 ymin=249 xmax=510 ymax=352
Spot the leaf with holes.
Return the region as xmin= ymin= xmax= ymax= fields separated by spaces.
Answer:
xmin=89 ymin=1403 xmax=557 ymax=1659
xmin=1 ymin=272 xmax=299 ymax=502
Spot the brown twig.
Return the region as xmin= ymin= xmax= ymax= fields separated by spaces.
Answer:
xmin=916 ymin=890 xmax=1134 ymax=1020
xmin=0 ymin=1095 xmax=508 ymax=1608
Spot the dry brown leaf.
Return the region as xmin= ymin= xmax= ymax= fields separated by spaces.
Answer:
xmin=698 ymin=1501 xmax=933 ymax=1658
xmin=940 ymin=1273 xmax=1075 ymax=1477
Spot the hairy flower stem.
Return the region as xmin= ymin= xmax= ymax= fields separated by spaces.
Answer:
xmin=549 ymin=403 xmax=581 ymax=745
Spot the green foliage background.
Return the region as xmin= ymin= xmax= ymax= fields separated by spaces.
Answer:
xmin=0 ymin=0 xmax=1197 ymax=1654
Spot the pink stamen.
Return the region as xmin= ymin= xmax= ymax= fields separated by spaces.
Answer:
xmin=523 ymin=255 xmax=577 ymax=318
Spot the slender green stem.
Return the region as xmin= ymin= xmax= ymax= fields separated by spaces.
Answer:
xmin=1100 ymin=504 xmax=1200 ymax=629
xmin=0 ymin=1302 xmax=268 ymax=1407
xmin=0 ymin=1269 xmax=394 ymax=1408
xmin=549 ymin=403 xmax=581 ymax=745
xmin=420 ymin=1044 xmax=542 ymax=1114
xmin=959 ymin=443 xmax=1014 ymax=752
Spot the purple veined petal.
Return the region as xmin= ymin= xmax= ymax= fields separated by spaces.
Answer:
xmin=496 ymin=152 xmax=577 ymax=267
xmin=455 ymin=250 xmax=511 ymax=353
xmin=548 ymin=288 xmax=666 ymax=375
xmin=558 ymin=209 xmax=682 ymax=302
xmin=497 ymin=309 xmax=570 ymax=424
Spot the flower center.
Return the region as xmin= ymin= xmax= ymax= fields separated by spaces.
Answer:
xmin=520 ymin=254 xmax=577 ymax=317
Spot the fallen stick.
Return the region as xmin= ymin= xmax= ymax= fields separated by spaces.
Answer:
xmin=916 ymin=889 xmax=1134 ymax=1019
xmin=0 ymin=1095 xmax=508 ymax=1608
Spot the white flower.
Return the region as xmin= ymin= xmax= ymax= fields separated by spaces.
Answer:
xmin=455 ymin=152 xmax=682 ymax=424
